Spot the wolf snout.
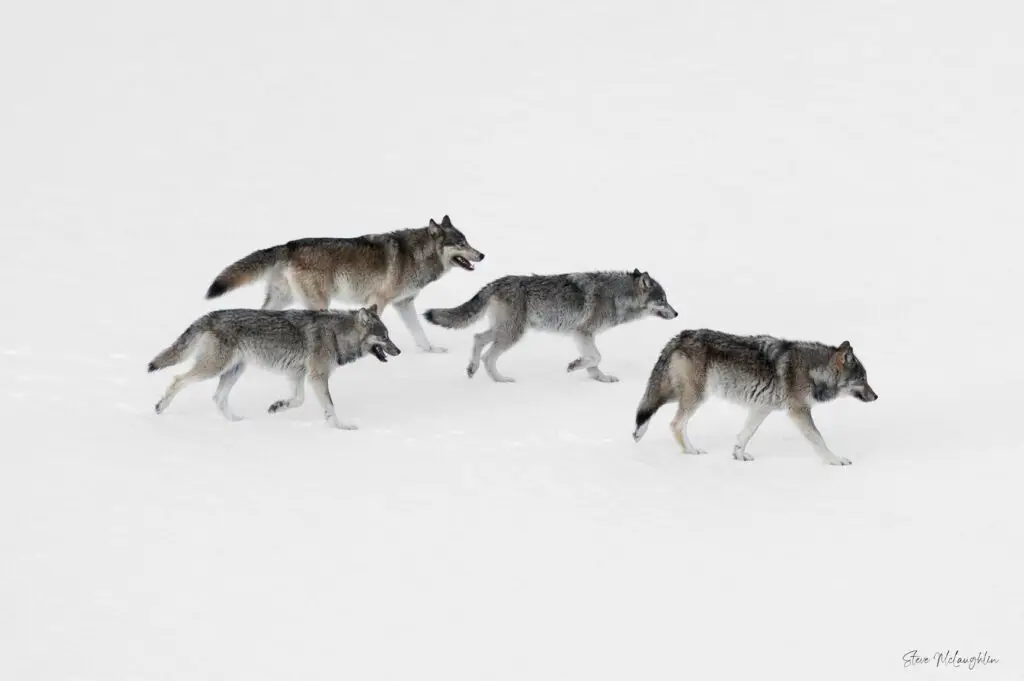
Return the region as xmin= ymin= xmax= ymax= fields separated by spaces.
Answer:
xmin=857 ymin=384 xmax=878 ymax=402
xmin=659 ymin=306 xmax=679 ymax=319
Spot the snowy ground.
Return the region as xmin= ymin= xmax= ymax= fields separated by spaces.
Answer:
xmin=2 ymin=1 xmax=1022 ymax=679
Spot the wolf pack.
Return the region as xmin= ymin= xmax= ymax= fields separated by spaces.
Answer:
xmin=148 ymin=215 xmax=878 ymax=466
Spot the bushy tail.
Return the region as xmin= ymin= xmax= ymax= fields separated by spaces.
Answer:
xmin=423 ymin=283 xmax=496 ymax=329
xmin=633 ymin=343 xmax=678 ymax=442
xmin=147 ymin=320 xmax=207 ymax=372
xmin=205 ymin=244 xmax=288 ymax=299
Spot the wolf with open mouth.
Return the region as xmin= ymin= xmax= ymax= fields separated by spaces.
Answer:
xmin=204 ymin=215 xmax=485 ymax=354
xmin=148 ymin=306 xmax=401 ymax=430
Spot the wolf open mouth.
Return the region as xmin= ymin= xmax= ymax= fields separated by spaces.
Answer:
xmin=453 ymin=255 xmax=475 ymax=271
xmin=371 ymin=345 xmax=389 ymax=362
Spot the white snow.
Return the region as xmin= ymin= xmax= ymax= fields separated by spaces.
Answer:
xmin=1 ymin=1 xmax=1022 ymax=679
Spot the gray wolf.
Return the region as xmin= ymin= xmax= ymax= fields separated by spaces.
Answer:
xmin=147 ymin=306 xmax=401 ymax=429
xmin=204 ymin=215 xmax=484 ymax=354
xmin=422 ymin=269 xmax=678 ymax=383
xmin=632 ymin=329 xmax=877 ymax=465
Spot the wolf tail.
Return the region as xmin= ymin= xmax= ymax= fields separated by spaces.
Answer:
xmin=423 ymin=282 xmax=496 ymax=329
xmin=633 ymin=342 xmax=678 ymax=442
xmin=205 ymin=244 xmax=289 ymax=299
xmin=147 ymin=318 xmax=208 ymax=372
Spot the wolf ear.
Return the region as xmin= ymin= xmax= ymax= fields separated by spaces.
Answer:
xmin=367 ymin=303 xmax=379 ymax=316
xmin=428 ymin=218 xmax=442 ymax=237
xmin=832 ymin=340 xmax=853 ymax=367
xmin=636 ymin=271 xmax=653 ymax=293
xmin=632 ymin=268 xmax=641 ymax=278
xmin=356 ymin=307 xmax=371 ymax=324
xmin=441 ymin=214 xmax=452 ymax=226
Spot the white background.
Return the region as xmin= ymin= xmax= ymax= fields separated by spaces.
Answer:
xmin=1 ymin=1 xmax=1021 ymax=679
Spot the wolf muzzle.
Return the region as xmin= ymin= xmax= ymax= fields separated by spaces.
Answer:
xmin=656 ymin=305 xmax=679 ymax=320
xmin=371 ymin=340 xmax=402 ymax=362
xmin=452 ymin=248 xmax=485 ymax=271
xmin=855 ymin=383 xmax=878 ymax=402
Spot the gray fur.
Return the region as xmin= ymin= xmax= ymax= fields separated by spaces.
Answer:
xmin=204 ymin=215 xmax=484 ymax=353
xmin=633 ymin=329 xmax=877 ymax=465
xmin=423 ymin=269 xmax=678 ymax=383
xmin=148 ymin=306 xmax=401 ymax=429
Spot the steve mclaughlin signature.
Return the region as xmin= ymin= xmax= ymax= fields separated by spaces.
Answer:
xmin=903 ymin=649 xmax=1000 ymax=671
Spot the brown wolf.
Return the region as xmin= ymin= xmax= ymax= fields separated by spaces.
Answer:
xmin=205 ymin=215 xmax=484 ymax=353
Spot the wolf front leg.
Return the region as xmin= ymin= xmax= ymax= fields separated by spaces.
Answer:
xmin=787 ymin=407 xmax=851 ymax=466
xmin=308 ymin=371 xmax=357 ymax=430
xmin=393 ymin=297 xmax=447 ymax=353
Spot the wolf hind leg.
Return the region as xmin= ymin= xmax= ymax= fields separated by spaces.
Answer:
xmin=567 ymin=332 xmax=617 ymax=383
xmin=212 ymin=361 xmax=247 ymax=421
xmin=155 ymin=338 xmax=233 ymax=415
xmin=482 ymin=303 xmax=525 ymax=383
xmin=732 ymin=408 xmax=771 ymax=461
xmin=297 ymin=287 xmax=330 ymax=310
xmin=262 ymin=272 xmax=294 ymax=310
xmin=269 ymin=370 xmax=307 ymax=414
xmin=467 ymin=329 xmax=495 ymax=378
xmin=483 ymin=338 xmax=520 ymax=383
xmin=670 ymin=396 xmax=706 ymax=455
xmin=788 ymin=407 xmax=851 ymax=466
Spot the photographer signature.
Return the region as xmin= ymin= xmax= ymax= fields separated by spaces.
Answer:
xmin=903 ymin=649 xmax=999 ymax=671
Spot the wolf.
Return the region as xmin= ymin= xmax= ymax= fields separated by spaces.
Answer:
xmin=203 ymin=215 xmax=484 ymax=353
xmin=632 ymin=329 xmax=877 ymax=465
xmin=147 ymin=306 xmax=401 ymax=429
xmin=422 ymin=269 xmax=678 ymax=383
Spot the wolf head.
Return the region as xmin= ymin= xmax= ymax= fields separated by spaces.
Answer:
xmin=832 ymin=341 xmax=877 ymax=402
xmin=356 ymin=304 xmax=402 ymax=363
xmin=631 ymin=269 xmax=678 ymax=319
xmin=428 ymin=215 xmax=485 ymax=272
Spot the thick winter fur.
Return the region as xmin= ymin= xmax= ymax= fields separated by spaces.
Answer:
xmin=423 ymin=269 xmax=678 ymax=383
xmin=148 ymin=306 xmax=401 ymax=429
xmin=633 ymin=329 xmax=878 ymax=465
xmin=204 ymin=215 xmax=484 ymax=353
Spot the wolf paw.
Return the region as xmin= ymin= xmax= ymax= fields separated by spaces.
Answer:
xmin=590 ymin=373 xmax=619 ymax=383
xmin=732 ymin=447 xmax=755 ymax=462
xmin=154 ymin=402 xmax=165 ymax=415
xmin=268 ymin=400 xmax=290 ymax=414
xmin=826 ymin=456 xmax=852 ymax=466
xmin=491 ymin=376 xmax=516 ymax=384
xmin=567 ymin=358 xmax=585 ymax=372
xmin=328 ymin=420 xmax=358 ymax=430
xmin=422 ymin=345 xmax=448 ymax=354
xmin=466 ymin=364 xmax=478 ymax=378
xmin=683 ymin=447 xmax=707 ymax=455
